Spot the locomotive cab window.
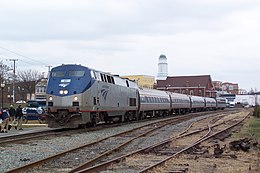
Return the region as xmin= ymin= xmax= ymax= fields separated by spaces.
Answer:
xmin=51 ymin=71 xmax=66 ymax=77
xmin=69 ymin=70 xmax=85 ymax=77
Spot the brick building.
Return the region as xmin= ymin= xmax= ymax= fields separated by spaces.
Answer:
xmin=1 ymin=81 xmax=36 ymax=107
xmin=156 ymin=75 xmax=216 ymax=98
xmin=222 ymin=82 xmax=239 ymax=95
xmin=213 ymin=81 xmax=239 ymax=95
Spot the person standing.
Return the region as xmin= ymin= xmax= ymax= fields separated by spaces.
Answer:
xmin=16 ymin=105 xmax=23 ymax=130
xmin=8 ymin=105 xmax=17 ymax=130
xmin=9 ymin=105 xmax=16 ymax=122
xmin=0 ymin=108 xmax=10 ymax=133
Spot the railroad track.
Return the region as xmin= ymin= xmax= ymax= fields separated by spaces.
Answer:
xmin=137 ymin=111 xmax=251 ymax=173
xmin=0 ymin=115 xmax=181 ymax=145
xmin=3 ymin=110 xmax=228 ymax=173
xmin=0 ymin=109 xmax=238 ymax=146
xmin=2 ymin=109 xmax=241 ymax=173
xmin=71 ymin=109 xmax=250 ymax=173
xmin=0 ymin=128 xmax=63 ymax=145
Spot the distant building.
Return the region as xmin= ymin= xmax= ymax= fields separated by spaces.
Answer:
xmin=213 ymin=81 xmax=240 ymax=95
xmin=121 ymin=75 xmax=155 ymax=89
xmin=213 ymin=81 xmax=223 ymax=91
xmin=238 ymin=89 xmax=247 ymax=95
xmin=156 ymin=75 xmax=216 ymax=98
xmin=3 ymin=81 xmax=36 ymax=104
xmin=157 ymin=54 xmax=168 ymax=80
xmin=35 ymin=78 xmax=48 ymax=100
xmin=222 ymin=82 xmax=239 ymax=95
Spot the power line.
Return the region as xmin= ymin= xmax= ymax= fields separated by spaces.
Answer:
xmin=0 ymin=46 xmax=49 ymax=66
xmin=19 ymin=59 xmax=44 ymax=66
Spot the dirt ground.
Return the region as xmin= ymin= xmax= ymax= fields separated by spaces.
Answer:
xmin=160 ymin=109 xmax=260 ymax=173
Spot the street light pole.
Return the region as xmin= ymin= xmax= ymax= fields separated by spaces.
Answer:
xmin=1 ymin=83 xmax=5 ymax=108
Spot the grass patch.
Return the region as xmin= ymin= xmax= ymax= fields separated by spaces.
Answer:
xmin=253 ymin=106 xmax=260 ymax=117
xmin=236 ymin=116 xmax=260 ymax=140
xmin=248 ymin=118 xmax=260 ymax=139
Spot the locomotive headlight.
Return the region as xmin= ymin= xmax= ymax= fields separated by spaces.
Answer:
xmin=49 ymin=96 xmax=53 ymax=101
xmin=74 ymin=96 xmax=78 ymax=101
xmin=59 ymin=90 xmax=68 ymax=94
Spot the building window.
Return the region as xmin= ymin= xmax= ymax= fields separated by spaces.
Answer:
xmin=190 ymin=90 xmax=193 ymax=95
xmin=199 ymin=90 xmax=202 ymax=96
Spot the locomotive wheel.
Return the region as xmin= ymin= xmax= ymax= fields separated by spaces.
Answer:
xmin=138 ymin=112 xmax=144 ymax=120
xmin=125 ymin=112 xmax=132 ymax=122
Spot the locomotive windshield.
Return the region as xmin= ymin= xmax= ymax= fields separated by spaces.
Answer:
xmin=51 ymin=71 xmax=66 ymax=77
xmin=46 ymin=65 xmax=92 ymax=96
xmin=68 ymin=70 xmax=85 ymax=77
xmin=51 ymin=70 xmax=84 ymax=77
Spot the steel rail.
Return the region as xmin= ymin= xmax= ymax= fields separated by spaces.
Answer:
xmin=138 ymin=113 xmax=250 ymax=173
xmin=4 ymin=110 xmax=235 ymax=173
xmin=74 ymin=112 xmax=249 ymax=173
xmin=4 ymin=114 xmax=198 ymax=173
xmin=72 ymin=115 xmax=215 ymax=173
xmin=0 ymin=129 xmax=62 ymax=145
xmin=69 ymin=116 xmax=191 ymax=172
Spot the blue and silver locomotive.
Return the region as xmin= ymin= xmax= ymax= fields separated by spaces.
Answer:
xmin=46 ymin=64 xmax=139 ymax=128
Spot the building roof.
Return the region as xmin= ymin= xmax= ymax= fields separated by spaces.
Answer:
xmin=157 ymin=75 xmax=213 ymax=88
xmin=159 ymin=54 xmax=166 ymax=59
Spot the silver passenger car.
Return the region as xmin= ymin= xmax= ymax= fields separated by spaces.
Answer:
xmin=169 ymin=92 xmax=190 ymax=114
xmin=139 ymin=88 xmax=171 ymax=118
xmin=190 ymin=95 xmax=205 ymax=112
xmin=204 ymin=97 xmax=217 ymax=110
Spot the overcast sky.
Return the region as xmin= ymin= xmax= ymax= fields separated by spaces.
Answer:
xmin=0 ymin=0 xmax=259 ymax=91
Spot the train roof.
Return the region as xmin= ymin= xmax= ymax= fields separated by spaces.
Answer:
xmin=138 ymin=87 xmax=169 ymax=97
xmin=51 ymin=64 xmax=139 ymax=89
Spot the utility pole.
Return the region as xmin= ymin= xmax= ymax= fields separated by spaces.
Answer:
xmin=46 ymin=65 xmax=52 ymax=78
xmin=9 ymin=59 xmax=18 ymax=103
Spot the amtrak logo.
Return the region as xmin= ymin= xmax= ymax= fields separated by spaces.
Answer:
xmin=59 ymin=79 xmax=71 ymax=87
xmin=59 ymin=83 xmax=69 ymax=87
xmin=101 ymin=88 xmax=109 ymax=100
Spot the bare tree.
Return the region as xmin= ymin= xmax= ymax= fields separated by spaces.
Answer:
xmin=16 ymin=69 xmax=42 ymax=100
xmin=0 ymin=61 xmax=11 ymax=84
